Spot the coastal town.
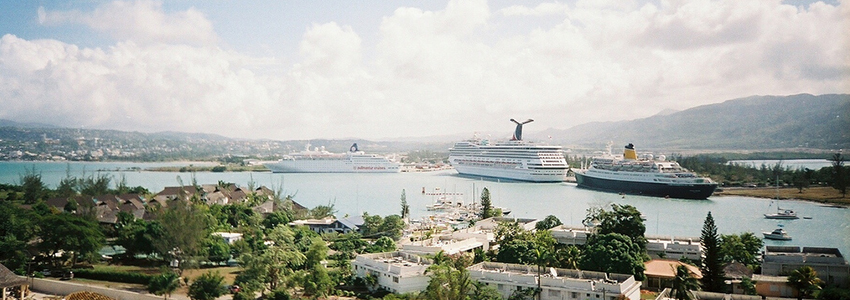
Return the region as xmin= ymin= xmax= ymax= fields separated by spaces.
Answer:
xmin=1 ymin=167 xmax=848 ymax=300
xmin=1 ymin=1 xmax=849 ymax=300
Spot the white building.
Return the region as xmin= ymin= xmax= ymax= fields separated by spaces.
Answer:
xmin=212 ymin=232 xmax=243 ymax=244
xmin=762 ymin=246 xmax=849 ymax=287
xmin=645 ymin=236 xmax=702 ymax=261
xmin=468 ymin=262 xmax=642 ymax=300
xmin=401 ymin=236 xmax=485 ymax=255
xmin=549 ymin=226 xmax=591 ymax=245
xmin=352 ymin=252 xmax=433 ymax=294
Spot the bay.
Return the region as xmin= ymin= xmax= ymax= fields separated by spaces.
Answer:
xmin=1 ymin=161 xmax=848 ymax=257
xmin=727 ymin=159 xmax=834 ymax=170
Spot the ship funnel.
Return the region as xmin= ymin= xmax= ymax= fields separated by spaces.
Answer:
xmin=350 ymin=143 xmax=359 ymax=152
xmin=509 ymin=118 xmax=534 ymax=141
xmin=624 ymin=143 xmax=637 ymax=160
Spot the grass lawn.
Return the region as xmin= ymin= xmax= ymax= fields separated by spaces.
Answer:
xmin=717 ymin=186 xmax=849 ymax=205
xmin=76 ymin=264 xmax=242 ymax=297
xmin=640 ymin=290 xmax=658 ymax=300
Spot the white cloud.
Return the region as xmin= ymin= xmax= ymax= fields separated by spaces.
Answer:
xmin=38 ymin=0 xmax=216 ymax=46
xmin=500 ymin=2 xmax=570 ymax=16
xmin=1 ymin=0 xmax=848 ymax=140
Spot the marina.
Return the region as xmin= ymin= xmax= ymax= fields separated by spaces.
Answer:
xmin=0 ymin=161 xmax=848 ymax=256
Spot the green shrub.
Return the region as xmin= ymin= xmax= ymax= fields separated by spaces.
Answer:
xmin=71 ymin=269 xmax=154 ymax=284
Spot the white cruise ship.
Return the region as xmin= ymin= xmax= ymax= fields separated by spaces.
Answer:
xmin=264 ymin=143 xmax=401 ymax=173
xmin=448 ymin=119 xmax=568 ymax=182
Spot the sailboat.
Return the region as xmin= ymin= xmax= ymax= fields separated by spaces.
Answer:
xmin=764 ymin=201 xmax=799 ymax=219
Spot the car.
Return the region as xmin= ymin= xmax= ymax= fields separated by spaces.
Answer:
xmin=229 ymin=285 xmax=240 ymax=294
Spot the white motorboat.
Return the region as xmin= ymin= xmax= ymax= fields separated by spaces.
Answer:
xmin=763 ymin=228 xmax=792 ymax=240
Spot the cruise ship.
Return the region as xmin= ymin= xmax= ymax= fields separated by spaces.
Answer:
xmin=448 ymin=119 xmax=569 ymax=182
xmin=574 ymin=143 xmax=717 ymax=199
xmin=264 ymin=143 xmax=401 ymax=173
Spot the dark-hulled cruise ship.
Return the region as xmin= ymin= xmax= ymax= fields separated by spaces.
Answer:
xmin=574 ymin=143 xmax=717 ymax=199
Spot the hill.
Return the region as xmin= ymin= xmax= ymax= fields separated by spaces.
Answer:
xmin=540 ymin=94 xmax=849 ymax=150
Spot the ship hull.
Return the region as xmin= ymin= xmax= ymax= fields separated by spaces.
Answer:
xmin=264 ymin=160 xmax=400 ymax=173
xmin=453 ymin=165 xmax=566 ymax=183
xmin=575 ymin=172 xmax=717 ymax=200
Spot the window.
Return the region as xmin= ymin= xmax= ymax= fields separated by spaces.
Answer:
xmin=549 ymin=290 xmax=561 ymax=297
xmin=572 ymin=292 xmax=578 ymax=299
xmin=393 ymin=276 xmax=399 ymax=283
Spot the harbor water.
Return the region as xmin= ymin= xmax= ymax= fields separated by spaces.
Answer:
xmin=1 ymin=161 xmax=848 ymax=256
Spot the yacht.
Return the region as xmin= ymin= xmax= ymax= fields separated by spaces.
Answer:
xmin=763 ymin=228 xmax=792 ymax=240
xmin=448 ymin=119 xmax=569 ymax=182
xmin=264 ymin=143 xmax=401 ymax=173
xmin=574 ymin=143 xmax=718 ymax=199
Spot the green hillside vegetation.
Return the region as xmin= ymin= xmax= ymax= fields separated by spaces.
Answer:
xmin=551 ymin=94 xmax=849 ymax=150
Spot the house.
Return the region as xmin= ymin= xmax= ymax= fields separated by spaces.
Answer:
xmin=762 ymin=246 xmax=850 ymax=287
xmin=752 ymin=274 xmax=795 ymax=298
xmin=468 ymin=262 xmax=642 ymax=300
xmin=352 ymin=251 xmax=433 ymax=294
xmin=289 ymin=216 xmax=361 ymax=234
xmin=723 ymin=262 xmax=754 ymax=294
xmin=643 ymin=259 xmax=702 ymax=291
xmin=152 ymin=185 xmax=201 ymax=205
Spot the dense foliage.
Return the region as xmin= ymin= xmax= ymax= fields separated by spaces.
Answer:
xmin=700 ymin=212 xmax=725 ymax=292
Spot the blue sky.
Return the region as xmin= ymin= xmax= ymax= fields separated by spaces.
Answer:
xmin=0 ymin=0 xmax=847 ymax=140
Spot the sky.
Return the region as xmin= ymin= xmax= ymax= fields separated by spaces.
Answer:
xmin=0 ymin=0 xmax=847 ymax=140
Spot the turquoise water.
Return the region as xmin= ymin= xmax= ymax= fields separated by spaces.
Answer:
xmin=1 ymin=161 xmax=848 ymax=256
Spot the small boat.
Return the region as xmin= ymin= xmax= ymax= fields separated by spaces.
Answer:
xmin=764 ymin=208 xmax=799 ymax=219
xmin=763 ymin=228 xmax=792 ymax=240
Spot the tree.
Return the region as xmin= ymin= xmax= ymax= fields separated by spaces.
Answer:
xmin=378 ymin=214 xmax=405 ymax=240
xmin=37 ymin=213 xmax=105 ymax=267
xmin=152 ymin=200 xmax=210 ymax=273
xmin=148 ymin=269 xmax=180 ymax=300
xmin=263 ymin=210 xmax=293 ymax=230
xmin=719 ymin=232 xmax=763 ymax=267
xmin=205 ymin=236 xmax=231 ymax=264
xmin=400 ymin=189 xmax=410 ymax=219
xmin=555 ymin=245 xmax=581 ymax=270
xmin=700 ymin=212 xmax=725 ymax=292
xmin=788 ymin=266 xmax=823 ymax=300
xmin=187 ymin=271 xmax=226 ymax=300
xmin=303 ymin=262 xmax=333 ymax=297
xmin=480 ymin=188 xmax=494 ymax=218
xmin=830 ymin=153 xmax=847 ymax=197
xmin=793 ymin=168 xmax=812 ymax=193
xmin=594 ymin=204 xmax=647 ymax=253
xmin=20 ymin=167 xmax=47 ymax=204
xmin=740 ymin=277 xmax=756 ymax=296
xmin=0 ymin=204 xmax=37 ymax=271
xmin=535 ymin=215 xmax=563 ymax=231
xmin=671 ymin=265 xmax=700 ymax=300
xmin=425 ymin=263 xmax=474 ymax=300
xmin=580 ymin=233 xmax=646 ymax=280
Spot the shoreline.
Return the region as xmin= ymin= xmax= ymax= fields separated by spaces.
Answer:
xmin=715 ymin=186 xmax=849 ymax=207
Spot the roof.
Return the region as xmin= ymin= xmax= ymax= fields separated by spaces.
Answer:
xmin=644 ymin=259 xmax=702 ymax=279
xmin=723 ymin=262 xmax=753 ymax=279
xmin=338 ymin=215 xmax=365 ymax=230
xmin=0 ymin=263 xmax=27 ymax=289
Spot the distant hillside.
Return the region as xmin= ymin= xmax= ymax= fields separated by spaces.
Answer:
xmin=542 ymin=94 xmax=850 ymax=150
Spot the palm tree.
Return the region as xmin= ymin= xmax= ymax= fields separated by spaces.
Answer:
xmin=671 ymin=265 xmax=700 ymax=300
xmin=788 ymin=266 xmax=823 ymax=300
